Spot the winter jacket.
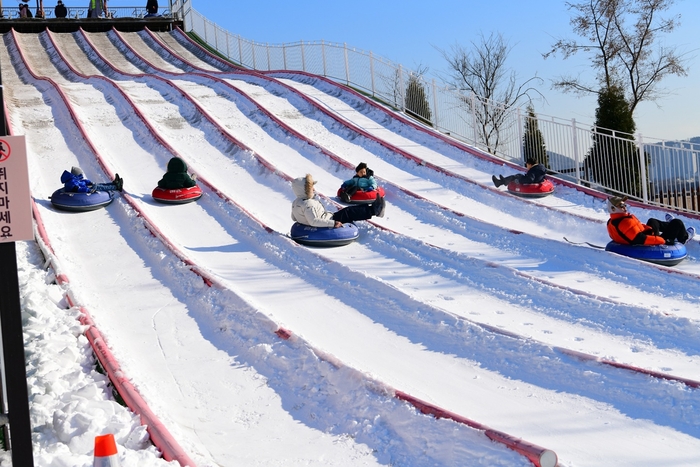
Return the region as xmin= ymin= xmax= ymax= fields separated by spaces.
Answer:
xmin=519 ymin=164 xmax=547 ymax=185
xmin=157 ymin=157 xmax=197 ymax=189
xmin=607 ymin=212 xmax=665 ymax=246
xmin=341 ymin=174 xmax=377 ymax=192
xmin=291 ymin=175 xmax=335 ymax=227
xmin=61 ymin=170 xmax=93 ymax=193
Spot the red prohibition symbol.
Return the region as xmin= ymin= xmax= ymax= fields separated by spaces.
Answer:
xmin=0 ymin=140 xmax=10 ymax=163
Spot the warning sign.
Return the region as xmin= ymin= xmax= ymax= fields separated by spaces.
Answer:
xmin=0 ymin=136 xmax=33 ymax=243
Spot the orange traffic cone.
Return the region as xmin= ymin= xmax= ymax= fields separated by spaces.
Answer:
xmin=93 ymin=433 xmax=121 ymax=467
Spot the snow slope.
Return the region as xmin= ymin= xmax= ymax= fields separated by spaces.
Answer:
xmin=2 ymin=27 xmax=700 ymax=467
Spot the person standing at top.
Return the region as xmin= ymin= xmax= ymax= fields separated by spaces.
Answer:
xmin=54 ymin=0 xmax=68 ymax=18
xmin=146 ymin=0 xmax=158 ymax=15
xmin=492 ymin=157 xmax=547 ymax=188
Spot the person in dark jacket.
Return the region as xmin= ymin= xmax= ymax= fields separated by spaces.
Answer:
xmin=606 ymin=195 xmax=694 ymax=245
xmin=61 ymin=166 xmax=123 ymax=193
xmin=146 ymin=0 xmax=158 ymax=15
xmin=157 ymin=157 xmax=197 ymax=189
xmin=339 ymin=162 xmax=378 ymax=202
xmin=54 ymin=1 xmax=68 ymax=18
xmin=492 ymin=157 xmax=547 ymax=188
xmin=292 ymin=174 xmax=385 ymax=228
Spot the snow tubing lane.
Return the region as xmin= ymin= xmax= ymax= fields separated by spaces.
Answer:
xmin=507 ymin=179 xmax=555 ymax=198
xmin=337 ymin=186 xmax=385 ymax=204
xmin=290 ymin=222 xmax=359 ymax=247
xmin=605 ymin=241 xmax=687 ymax=266
xmin=50 ymin=188 xmax=114 ymax=212
xmin=152 ymin=185 xmax=203 ymax=204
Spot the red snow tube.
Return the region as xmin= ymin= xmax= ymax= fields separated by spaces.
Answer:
xmin=507 ymin=179 xmax=554 ymax=198
xmin=152 ymin=185 xmax=203 ymax=204
xmin=337 ymin=186 xmax=385 ymax=204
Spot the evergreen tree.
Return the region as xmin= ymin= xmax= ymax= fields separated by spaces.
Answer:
xmin=584 ymin=85 xmax=644 ymax=197
xmin=522 ymin=104 xmax=549 ymax=168
xmin=405 ymin=73 xmax=432 ymax=126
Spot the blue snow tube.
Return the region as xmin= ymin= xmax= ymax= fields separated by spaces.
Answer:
xmin=290 ymin=222 xmax=359 ymax=247
xmin=50 ymin=188 xmax=114 ymax=212
xmin=605 ymin=241 xmax=687 ymax=266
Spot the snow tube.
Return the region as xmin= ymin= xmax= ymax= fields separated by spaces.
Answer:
xmin=50 ymin=188 xmax=113 ymax=212
xmin=290 ymin=222 xmax=359 ymax=247
xmin=337 ymin=186 xmax=385 ymax=204
xmin=507 ymin=179 xmax=554 ymax=198
xmin=605 ymin=241 xmax=687 ymax=266
xmin=152 ymin=185 xmax=203 ymax=204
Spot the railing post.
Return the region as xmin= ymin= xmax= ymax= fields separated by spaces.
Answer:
xmin=398 ymin=65 xmax=405 ymax=111
xmin=369 ymin=52 xmax=375 ymax=97
xmin=322 ymin=41 xmax=327 ymax=77
xmin=637 ymin=133 xmax=649 ymax=203
xmin=571 ymin=119 xmax=581 ymax=184
xmin=301 ymin=40 xmax=306 ymax=72
xmin=226 ymin=30 xmax=230 ymax=60
xmin=516 ymin=107 xmax=524 ymax=161
xmin=471 ymin=92 xmax=478 ymax=146
xmin=266 ymin=43 xmax=271 ymax=71
xmin=252 ymin=41 xmax=256 ymax=70
xmin=283 ymin=44 xmax=287 ymax=70
xmin=432 ymin=79 xmax=439 ymax=129
xmin=344 ymin=43 xmax=350 ymax=85
xmin=238 ymin=36 xmax=242 ymax=65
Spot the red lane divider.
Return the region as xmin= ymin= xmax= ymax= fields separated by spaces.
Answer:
xmin=395 ymin=391 xmax=558 ymax=467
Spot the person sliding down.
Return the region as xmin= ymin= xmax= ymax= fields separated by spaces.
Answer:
xmin=157 ymin=157 xmax=197 ymax=189
xmin=61 ymin=166 xmax=123 ymax=193
xmin=606 ymin=195 xmax=693 ymax=245
xmin=339 ymin=162 xmax=377 ymax=203
xmin=492 ymin=157 xmax=546 ymax=188
xmin=291 ymin=174 xmax=385 ymax=228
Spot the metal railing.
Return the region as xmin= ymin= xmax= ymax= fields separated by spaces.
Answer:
xmin=177 ymin=2 xmax=700 ymax=213
xmin=0 ymin=6 xmax=172 ymax=20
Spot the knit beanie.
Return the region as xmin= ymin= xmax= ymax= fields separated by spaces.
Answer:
xmin=355 ymin=162 xmax=368 ymax=173
xmin=71 ymin=166 xmax=84 ymax=176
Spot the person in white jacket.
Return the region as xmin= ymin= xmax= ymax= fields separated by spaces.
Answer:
xmin=291 ymin=174 xmax=385 ymax=228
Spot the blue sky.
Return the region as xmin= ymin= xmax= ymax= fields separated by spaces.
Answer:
xmin=110 ymin=0 xmax=699 ymax=141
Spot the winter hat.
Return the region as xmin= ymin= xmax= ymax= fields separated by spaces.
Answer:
xmin=606 ymin=195 xmax=628 ymax=214
xmin=355 ymin=162 xmax=368 ymax=173
xmin=71 ymin=166 xmax=84 ymax=176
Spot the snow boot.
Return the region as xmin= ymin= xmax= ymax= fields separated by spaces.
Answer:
xmin=372 ymin=194 xmax=385 ymax=218
xmin=113 ymin=174 xmax=123 ymax=192
xmin=339 ymin=191 xmax=351 ymax=203
xmin=665 ymin=213 xmax=674 ymax=222
xmin=492 ymin=175 xmax=502 ymax=187
xmin=687 ymin=227 xmax=695 ymax=242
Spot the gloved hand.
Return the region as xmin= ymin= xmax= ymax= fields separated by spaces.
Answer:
xmin=190 ymin=173 xmax=197 ymax=181
xmin=665 ymin=238 xmax=675 ymax=245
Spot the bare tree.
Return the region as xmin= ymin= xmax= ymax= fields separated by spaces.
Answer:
xmin=544 ymin=0 xmax=688 ymax=113
xmin=440 ymin=32 xmax=543 ymax=154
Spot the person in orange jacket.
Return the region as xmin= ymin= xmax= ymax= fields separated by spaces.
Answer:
xmin=606 ymin=195 xmax=692 ymax=245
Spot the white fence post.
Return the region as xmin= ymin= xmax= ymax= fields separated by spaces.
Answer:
xmin=344 ymin=43 xmax=350 ymax=85
xmin=637 ymin=133 xmax=649 ymax=203
xmin=517 ymin=107 xmax=524 ymax=161
xmin=471 ymin=93 xmax=478 ymax=146
xmin=369 ymin=52 xmax=375 ymax=97
xmin=266 ymin=43 xmax=271 ymax=70
xmin=237 ymin=36 xmax=242 ymax=65
xmin=301 ymin=40 xmax=306 ymax=72
xmin=398 ymin=65 xmax=405 ymax=112
xmin=572 ymin=119 xmax=581 ymax=184
xmin=283 ymin=44 xmax=287 ymax=70
xmin=432 ymin=79 xmax=438 ymax=129
xmin=322 ymin=41 xmax=327 ymax=76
